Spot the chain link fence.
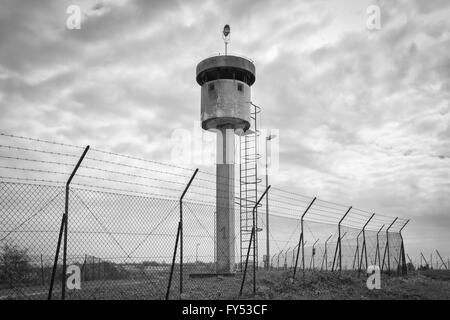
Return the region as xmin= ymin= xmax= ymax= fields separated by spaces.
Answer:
xmin=0 ymin=133 xmax=409 ymax=299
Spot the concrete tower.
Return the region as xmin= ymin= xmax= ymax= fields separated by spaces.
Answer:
xmin=196 ymin=40 xmax=256 ymax=274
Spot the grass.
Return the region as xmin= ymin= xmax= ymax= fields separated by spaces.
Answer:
xmin=185 ymin=269 xmax=450 ymax=300
xmin=2 ymin=269 xmax=449 ymax=300
xmin=237 ymin=270 xmax=450 ymax=300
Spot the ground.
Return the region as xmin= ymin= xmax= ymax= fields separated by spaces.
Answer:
xmin=183 ymin=270 xmax=450 ymax=300
xmin=2 ymin=270 xmax=449 ymax=300
xmin=245 ymin=270 xmax=450 ymax=300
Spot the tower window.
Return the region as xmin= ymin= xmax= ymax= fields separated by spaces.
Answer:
xmin=237 ymin=83 xmax=243 ymax=92
xmin=208 ymin=83 xmax=215 ymax=91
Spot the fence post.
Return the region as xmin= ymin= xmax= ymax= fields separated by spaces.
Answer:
xmin=165 ymin=168 xmax=198 ymax=300
xmin=436 ymin=250 xmax=448 ymax=270
xmin=352 ymin=231 xmax=362 ymax=271
xmin=40 ymin=254 xmax=45 ymax=286
xmin=81 ymin=254 xmax=87 ymax=281
xmin=374 ymin=224 xmax=384 ymax=266
xmin=180 ymin=168 xmax=198 ymax=298
xmin=331 ymin=206 xmax=352 ymax=273
xmin=310 ymin=239 xmax=319 ymax=270
xmin=239 ymin=185 xmax=270 ymax=296
xmin=381 ymin=217 xmax=397 ymax=275
xmin=420 ymin=252 xmax=429 ymax=269
xmin=431 ymin=254 xmax=434 ymax=269
xmin=284 ymin=247 xmax=291 ymax=270
xmin=358 ymin=213 xmax=375 ymax=277
xmin=406 ymin=254 xmax=413 ymax=269
xmin=277 ymin=250 xmax=284 ymax=269
xmin=292 ymin=244 xmax=299 ymax=269
xmin=92 ymin=256 xmax=95 ymax=280
xmin=48 ymin=145 xmax=89 ymax=300
xmin=292 ymin=197 xmax=316 ymax=280
xmin=253 ymin=186 xmax=270 ymax=294
xmin=166 ymin=222 xmax=181 ymax=300
xmin=398 ymin=220 xmax=409 ymax=275
xmin=239 ymin=226 xmax=255 ymax=296
xmin=321 ymin=234 xmax=332 ymax=271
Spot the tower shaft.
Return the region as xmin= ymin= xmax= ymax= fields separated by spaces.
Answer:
xmin=216 ymin=127 xmax=235 ymax=273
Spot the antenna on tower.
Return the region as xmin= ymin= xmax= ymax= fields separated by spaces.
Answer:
xmin=222 ymin=24 xmax=230 ymax=55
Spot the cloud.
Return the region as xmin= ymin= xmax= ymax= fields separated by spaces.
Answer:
xmin=0 ymin=0 xmax=449 ymax=257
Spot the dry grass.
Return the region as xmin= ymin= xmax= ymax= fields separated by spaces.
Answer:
xmin=3 ymin=269 xmax=449 ymax=300
xmin=235 ymin=270 xmax=450 ymax=300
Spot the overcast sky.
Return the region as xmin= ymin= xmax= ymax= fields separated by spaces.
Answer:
xmin=0 ymin=0 xmax=449 ymax=261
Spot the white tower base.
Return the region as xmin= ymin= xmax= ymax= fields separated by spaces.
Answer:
xmin=216 ymin=127 xmax=235 ymax=273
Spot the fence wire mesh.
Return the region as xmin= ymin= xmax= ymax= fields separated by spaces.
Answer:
xmin=0 ymin=133 xmax=409 ymax=300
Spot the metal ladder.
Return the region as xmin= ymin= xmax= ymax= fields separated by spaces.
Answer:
xmin=239 ymin=104 xmax=261 ymax=270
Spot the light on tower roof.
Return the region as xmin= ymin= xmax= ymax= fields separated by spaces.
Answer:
xmin=222 ymin=24 xmax=230 ymax=55
xmin=223 ymin=24 xmax=230 ymax=37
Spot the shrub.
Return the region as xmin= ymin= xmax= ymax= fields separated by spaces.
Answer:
xmin=0 ymin=244 xmax=35 ymax=288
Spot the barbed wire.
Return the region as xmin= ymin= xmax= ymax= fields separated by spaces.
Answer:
xmin=0 ymin=144 xmax=81 ymax=158
xmin=0 ymin=132 xmax=85 ymax=150
xmin=0 ymin=133 xmax=408 ymax=230
xmin=0 ymin=150 xmax=242 ymax=192
xmin=0 ymin=175 xmax=64 ymax=185
xmin=89 ymin=147 xmax=193 ymax=173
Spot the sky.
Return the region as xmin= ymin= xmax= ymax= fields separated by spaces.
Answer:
xmin=0 ymin=0 xmax=449 ymax=262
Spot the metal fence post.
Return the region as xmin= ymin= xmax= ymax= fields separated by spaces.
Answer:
xmin=398 ymin=220 xmax=409 ymax=275
xmin=40 ymin=254 xmax=45 ymax=286
xmin=277 ymin=250 xmax=284 ymax=269
xmin=374 ymin=224 xmax=384 ymax=266
xmin=420 ymin=252 xmax=429 ymax=269
xmin=358 ymin=213 xmax=375 ymax=277
xmin=253 ymin=186 xmax=270 ymax=294
xmin=92 ymin=256 xmax=95 ymax=280
xmin=165 ymin=168 xmax=198 ymax=300
xmin=331 ymin=206 xmax=352 ymax=273
xmin=436 ymin=250 xmax=448 ymax=270
xmin=180 ymin=169 xmax=198 ymax=298
xmin=321 ymin=234 xmax=332 ymax=271
xmin=48 ymin=145 xmax=89 ymax=300
xmin=292 ymin=244 xmax=299 ymax=269
xmin=284 ymin=247 xmax=291 ymax=269
xmin=292 ymin=197 xmax=316 ymax=280
xmin=381 ymin=217 xmax=397 ymax=275
xmin=239 ymin=185 xmax=270 ymax=296
xmin=406 ymin=254 xmax=413 ymax=269
xmin=310 ymin=239 xmax=319 ymax=270
xmin=80 ymin=254 xmax=86 ymax=282
xmin=166 ymin=222 xmax=181 ymax=300
xmin=352 ymin=231 xmax=361 ymax=271
xmin=239 ymin=226 xmax=255 ymax=296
